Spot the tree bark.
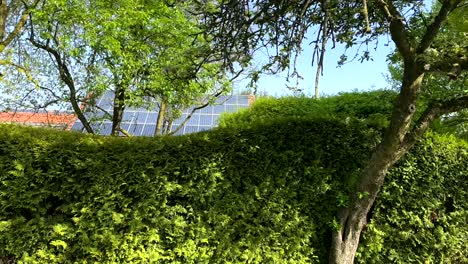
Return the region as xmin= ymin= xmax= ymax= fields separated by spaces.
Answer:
xmin=330 ymin=70 xmax=424 ymax=264
xmin=111 ymin=86 xmax=125 ymax=136
xmin=0 ymin=0 xmax=8 ymax=40
xmin=328 ymin=61 xmax=468 ymax=264
xmin=328 ymin=1 xmax=463 ymax=262
xmin=329 ymin=61 xmax=425 ymax=263
xmin=0 ymin=0 xmax=39 ymax=54
xmin=154 ymin=100 xmax=167 ymax=136
xmin=164 ymin=119 xmax=173 ymax=135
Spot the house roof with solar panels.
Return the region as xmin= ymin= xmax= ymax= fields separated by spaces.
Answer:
xmin=71 ymin=92 xmax=255 ymax=136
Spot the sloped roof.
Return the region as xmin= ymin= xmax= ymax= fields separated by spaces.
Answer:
xmin=72 ymin=93 xmax=255 ymax=136
xmin=0 ymin=111 xmax=77 ymax=130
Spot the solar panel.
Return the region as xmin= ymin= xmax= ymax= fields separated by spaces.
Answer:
xmin=135 ymin=112 xmax=148 ymax=123
xmin=186 ymin=114 xmax=200 ymax=126
xmin=71 ymin=121 xmax=84 ymax=131
xmin=129 ymin=124 xmax=143 ymax=135
xmin=146 ymin=112 xmax=158 ymax=123
xmin=72 ymin=91 xmax=253 ymax=136
xmin=199 ymin=115 xmax=212 ymax=126
xmin=184 ymin=126 xmax=198 ymax=133
xmin=121 ymin=123 xmax=130 ymax=130
xmin=225 ymin=105 xmax=238 ymax=112
xmin=214 ymin=105 xmax=225 ymax=113
xmin=142 ymin=124 xmax=156 ymax=136
xmin=199 ymin=107 xmax=212 ymax=114
xmin=99 ymin=123 xmax=112 ymax=135
xmin=121 ymin=112 xmax=133 ymax=121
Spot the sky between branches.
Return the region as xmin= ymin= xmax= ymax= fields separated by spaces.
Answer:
xmin=234 ymin=0 xmax=433 ymax=97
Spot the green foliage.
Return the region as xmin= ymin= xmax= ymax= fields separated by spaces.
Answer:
xmin=0 ymin=120 xmax=373 ymax=263
xmin=219 ymin=90 xmax=397 ymax=129
xmin=357 ymin=133 xmax=468 ymax=263
xmin=1 ymin=114 xmax=467 ymax=263
xmin=1 ymin=0 xmax=230 ymax=129
xmin=384 ymin=3 xmax=468 ymax=140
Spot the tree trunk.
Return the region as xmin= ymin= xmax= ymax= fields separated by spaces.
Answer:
xmin=154 ymin=100 xmax=167 ymax=136
xmin=165 ymin=119 xmax=173 ymax=135
xmin=329 ymin=145 xmax=402 ymax=263
xmin=28 ymin=34 xmax=95 ymax=134
xmin=70 ymin=88 xmax=94 ymax=134
xmin=329 ymin=62 xmax=425 ymax=263
xmin=111 ymin=86 xmax=125 ymax=136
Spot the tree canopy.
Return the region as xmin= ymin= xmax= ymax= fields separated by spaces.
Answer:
xmin=0 ymin=0 xmax=233 ymax=136
xmin=193 ymin=1 xmax=468 ymax=263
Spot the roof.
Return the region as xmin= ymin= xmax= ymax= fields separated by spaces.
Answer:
xmin=0 ymin=111 xmax=77 ymax=130
xmin=72 ymin=93 xmax=255 ymax=136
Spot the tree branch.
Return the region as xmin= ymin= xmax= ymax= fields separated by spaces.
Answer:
xmin=168 ymin=88 xmax=225 ymax=136
xmin=375 ymin=0 xmax=413 ymax=61
xmin=0 ymin=0 xmax=41 ymax=52
xmin=118 ymin=127 xmax=132 ymax=137
xmin=400 ymin=94 xmax=468 ymax=153
xmin=0 ymin=59 xmax=39 ymax=87
xmin=0 ymin=11 xmax=28 ymax=52
xmin=28 ymin=18 xmax=94 ymax=134
xmin=416 ymin=0 xmax=462 ymax=54
xmin=427 ymin=54 xmax=468 ymax=79
xmin=314 ymin=0 xmax=330 ymax=99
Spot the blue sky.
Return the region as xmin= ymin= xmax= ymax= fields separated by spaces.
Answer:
xmin=233 ymin=34 xmax=396 ymax=97
xmin=234 ymin=0 xmax=433 ymax=97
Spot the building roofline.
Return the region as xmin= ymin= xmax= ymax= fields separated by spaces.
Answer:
xmin=0 ymin=111 xmax=78 ymax=130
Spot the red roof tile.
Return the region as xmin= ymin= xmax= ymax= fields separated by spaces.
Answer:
xmin=0 ymin=112 xmax=77 ymax=130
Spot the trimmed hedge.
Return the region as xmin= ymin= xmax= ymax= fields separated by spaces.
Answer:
xmin=0 ymin=119 xmax=375 ymax=263
xmin=1 ymin=117 xmax=467 ymax=263
xmin=218 ymin=90 xmax=397 ymax=129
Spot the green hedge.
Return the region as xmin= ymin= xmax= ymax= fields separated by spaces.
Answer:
xmin=1 ymin=118 xmax=467 ymax=263
xmin=357 ymin=133 xmax=468 ymax=263
xmin=218 ymin=90 xmax=397 ymax=129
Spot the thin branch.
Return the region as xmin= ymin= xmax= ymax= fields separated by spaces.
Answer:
xmin=362 ymin=0 xmax=371 ymax=33
xmin=0 ymin=59 xmax=39 ymax=87
xmin=118 ymin=127 xmax=131 ymax=137
xmin=168 ymin=88 xmax=226 ymax=136
xmin=94 ymin=108 xmax=111 ymax=121
xmin=400 ymin=94 xmax=468 ymax=153
xmin=416 ymin=0 xmax=462 ymax=54
xmin=427 ymin=54 xmax=468 ymax=79
xmin=0 ymin=5 xmax=29 ymax=52
xmin=39 ymin=86 xmax=62 ymax=101
xmin=314 ymin=0 xmax=330 ymax=99
xmin=28 ymin=16 xmax=94 ymax=134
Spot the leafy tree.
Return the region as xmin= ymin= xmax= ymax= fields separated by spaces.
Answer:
xmin=386 ymin=4 xmax=468 ymax=139
xmin=0 ymin=0 xmax=41 ymax=102
xmin=196 ymin=0 xmax=468 ymax=263
xmin=2 ymin=0 xmax=232 ymax=136
xmin=24 ymin=0 xmax=98 ymax=133
xmin=80 ymin=0 xmax=227 ymax=136
xmin=0 ymin=0 xmax=40 ymax=53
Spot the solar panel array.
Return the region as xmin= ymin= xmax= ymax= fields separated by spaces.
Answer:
xmin=71 ymin=92 xmax=253 ymax=136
